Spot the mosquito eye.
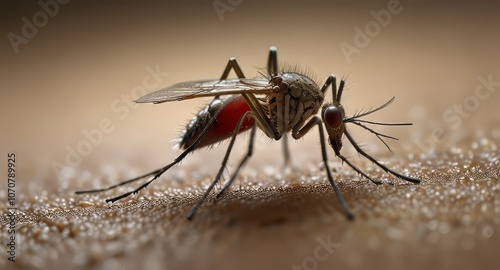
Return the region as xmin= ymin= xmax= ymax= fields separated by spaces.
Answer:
xmin=323 ymin=106 xmax=343 ymax=129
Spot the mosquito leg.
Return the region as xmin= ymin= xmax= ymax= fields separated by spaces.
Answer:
xmin=234 ymin=47 xmax=281 ymax=141
xmin=215 ymin=122 xmax=257 ymax=199
xmin=292 ymin=116 xmax=354 ymax=220
xmin=343 ymin=129 xmax=421 ymax=184
xmin=281 ymin=135 xmax=291 ymax=166
xmin=267 ymin=46 xmax=278 ymax=77
xmin=319 ymin=74 xmax=347 ymax=104
xmin=219 ymin=57 xmax=246 ymax=80
xmin=78 ymin=143 xmax=197 ymax=202
xmin=75 ymin=168 xmax=165 ymax=194
xmin=103 ymin=159 xmax=177 ymax=203
xmin=334 ymin=152 xmax=385 ymax=185
xmin=233 ymin=47 xmax=281 ymax=140
xmin=187 ymin=111 xmax=255 ymax=220
xmin=320 ymin=74 xmax=337 ymax=99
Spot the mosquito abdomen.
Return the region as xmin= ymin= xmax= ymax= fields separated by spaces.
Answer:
xmin=179 ymin=95 xmax=254 ymax=150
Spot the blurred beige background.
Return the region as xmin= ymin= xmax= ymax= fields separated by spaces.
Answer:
xmin=1 ymin=1 xmax=499 ymax=269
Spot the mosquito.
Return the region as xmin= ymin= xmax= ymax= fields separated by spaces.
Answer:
xmin=76 ymin=46 xmax=420 ymax=220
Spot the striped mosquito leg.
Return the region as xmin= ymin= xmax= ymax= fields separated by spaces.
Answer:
xmin=281 ymin=135 xmax=291 ymax=166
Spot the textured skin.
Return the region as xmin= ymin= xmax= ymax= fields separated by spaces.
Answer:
xmin=1 ymin=141 xmax=498 ymax=270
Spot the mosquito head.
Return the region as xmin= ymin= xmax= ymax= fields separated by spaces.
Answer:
xmin=320 ymin=76 xmax=346 ymax=154
xmin=321 ymin=102 xmax=345 ymax=154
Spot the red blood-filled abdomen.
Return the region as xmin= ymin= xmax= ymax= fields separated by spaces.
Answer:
xmin=179 ymin=95 xmax=254 ymax=150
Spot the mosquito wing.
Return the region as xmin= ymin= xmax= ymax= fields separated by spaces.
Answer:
xmin=135 ymin=78 xmax=273 ymax=104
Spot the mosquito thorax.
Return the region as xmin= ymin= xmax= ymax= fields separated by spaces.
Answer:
xmin=270 ymin=72 xmax=322 ymax=98
xmin=267 ymin=72 xmax=324 ymax=133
